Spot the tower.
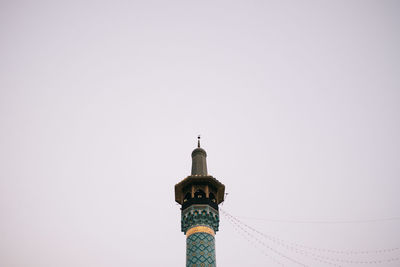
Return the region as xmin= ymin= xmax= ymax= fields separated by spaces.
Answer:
xmin=175 ymin=137 xmax=225 ymax=267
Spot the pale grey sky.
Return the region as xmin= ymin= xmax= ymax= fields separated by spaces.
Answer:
xmin=0 ymin=1 xmax=399 ymax=266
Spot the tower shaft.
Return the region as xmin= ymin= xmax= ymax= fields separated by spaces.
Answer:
xmin=175 ymin=141 xmax=225 ymax=267
xmin=187 ymin=230 xmax=216 ymax=266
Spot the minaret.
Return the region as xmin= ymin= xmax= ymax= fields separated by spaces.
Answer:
xmin=175 ymin=137 xmax=225 ymax=267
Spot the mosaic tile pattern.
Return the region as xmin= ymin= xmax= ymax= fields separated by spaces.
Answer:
xmin=181 ymin=206 xmax=219 ymax=233
xmin=182 ymin=205 xmax=219 ymax=266
xmin=186 ymin=232 xmax=215 ymax=267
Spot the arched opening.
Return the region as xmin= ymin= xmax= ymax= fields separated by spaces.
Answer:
xmin=183 ymin=192 xmax=191 ymax=203
xmin=209 ymin=192 xmax=216 ymax=203
xmin=194 ymin=189 xmax=206 ymax=199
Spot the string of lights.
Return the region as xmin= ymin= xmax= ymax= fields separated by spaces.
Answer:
xmin=221 ymin=209 xmax=400 ymax=265
xmin=233 ymin=217 xmax=400 ymax=255
xmin=223 ymin=211 xmax=342 ymax=267
xmin=236 ymin=215 xmax=400 ymax=224
xmin=228 ymin=217 xmax=286 ymax=267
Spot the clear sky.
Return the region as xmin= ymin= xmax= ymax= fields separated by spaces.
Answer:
xmin=1 ymin=1 xmax=399 ymax=266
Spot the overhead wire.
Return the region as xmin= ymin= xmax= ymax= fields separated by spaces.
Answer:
xmin=223 ymin=210 xmax=341 ymax=267
xmin=228 ymin=216 xmax=286 ymax=267
xmin=222 ymin=208 xmax=400 ymax=255
xmin=236 ymin=215 xmax=400 ymax=225
xmin=221 ymin=209 xmax=400 ymax=265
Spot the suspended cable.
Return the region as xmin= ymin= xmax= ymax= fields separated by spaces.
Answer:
xmin=222 ymin=209 xmax=400 ymax=265
xmin=236 ymin=215 xmax=400 ymax=224
xmin=222 ymin=208 xmax=400 ymax=255
xmin=223 ymin=211 xmax=341 ymax=267
xmin=227 ymin=215 xmax=309 ymax=266
xmin=228 ymin=217 xmax=286 ymax=267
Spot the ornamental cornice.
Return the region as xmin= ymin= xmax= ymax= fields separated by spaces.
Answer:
xmin=181 ymin=208 xmax=219 ymax=234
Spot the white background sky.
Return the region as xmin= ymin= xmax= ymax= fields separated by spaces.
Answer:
xmin=1 ymin=1 xmax=399 ymax=266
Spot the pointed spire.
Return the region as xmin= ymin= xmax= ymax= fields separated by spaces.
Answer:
xmin=191 ymin=136 xmax=208 ymax=176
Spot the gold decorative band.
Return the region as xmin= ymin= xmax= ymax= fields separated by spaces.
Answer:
xmin=186 ymin=226 xmax=215 ymax=237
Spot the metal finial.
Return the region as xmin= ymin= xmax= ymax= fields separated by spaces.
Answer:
xmin=197 ymin=135 xmax=201 ymax=148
